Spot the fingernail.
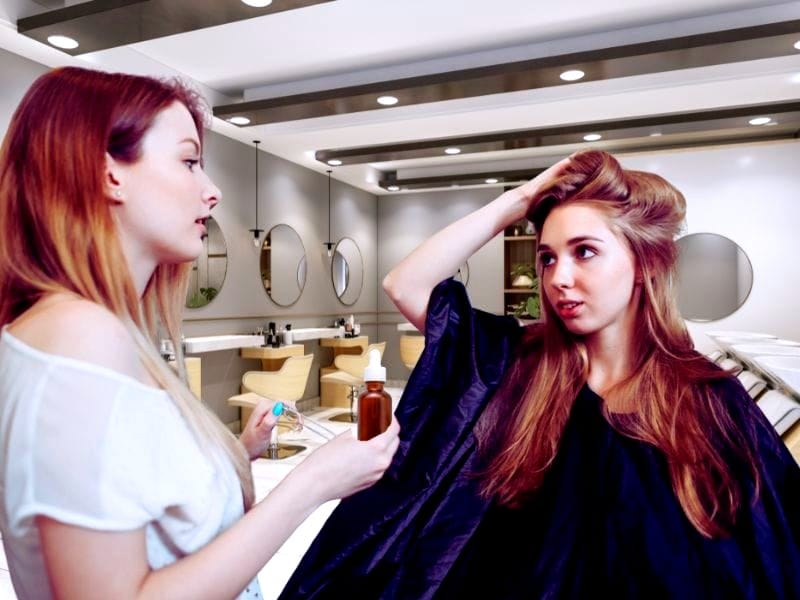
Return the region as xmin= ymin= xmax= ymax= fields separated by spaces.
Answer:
xmin=272 ymin=402 xmax=284 ymax=416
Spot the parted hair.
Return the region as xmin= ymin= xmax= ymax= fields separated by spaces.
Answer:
xmin=0 ymin=67 xmax=255 ymax=508
xmin=477 ymin=150 xmax=762 ymax=538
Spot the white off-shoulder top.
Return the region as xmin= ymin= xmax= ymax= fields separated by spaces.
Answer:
xmin=0 ymin=328 xmax=261 ymax=599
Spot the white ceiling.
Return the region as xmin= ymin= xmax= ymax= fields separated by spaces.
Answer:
xmin=1 ymin=0 xmax=799 ymax=194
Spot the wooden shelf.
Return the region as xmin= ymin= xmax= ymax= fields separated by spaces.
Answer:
xmin=504 ymin=288 xmax=536 ymax=294
xmin=503 ymin=235 xmax=536 ymax=241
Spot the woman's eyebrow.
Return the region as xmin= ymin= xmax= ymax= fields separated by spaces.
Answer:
xmin=179 ymin=138 xmax=200 ymax=153
xmin=537 ymin=236 xmax=605 ymax=252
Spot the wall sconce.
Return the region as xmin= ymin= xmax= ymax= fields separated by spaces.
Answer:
xmin=323 ymin=169 xmax=334 ymax=258
xmin=248 ymin=140 xmax=264 ymax=247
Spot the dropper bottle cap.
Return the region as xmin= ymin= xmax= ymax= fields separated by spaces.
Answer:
xmin=363 ymin=348 xmax=386 ymax=382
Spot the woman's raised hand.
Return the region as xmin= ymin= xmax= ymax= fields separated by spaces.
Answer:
xmin=509 ymin=156 xmax=573 ymax=216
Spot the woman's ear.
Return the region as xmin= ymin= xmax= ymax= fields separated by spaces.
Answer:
xmin=104 ymin=152 xmax=125 ymax=203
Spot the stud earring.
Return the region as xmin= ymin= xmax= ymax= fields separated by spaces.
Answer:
xmin=114 ymin=190 xmax=122 ymax=198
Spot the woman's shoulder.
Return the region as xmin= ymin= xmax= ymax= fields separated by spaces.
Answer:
xmin=7 ymin=294 xmax=150 ymax=385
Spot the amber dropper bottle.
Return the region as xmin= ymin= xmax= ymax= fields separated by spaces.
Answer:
xmin=358 ymin=349 xmax=392 ymax=440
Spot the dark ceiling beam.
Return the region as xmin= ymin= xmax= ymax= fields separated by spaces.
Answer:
xmin=379 ymin=169 xmax=545 ymax=191
xmin=215 ymin=19 xmax=800 ymax=125
xmin=377 ymin=125 xmax=800 ymax=191
xmin=17 ymin=0 xmax=335 ymax=55
xmin=320 ymin=100 xmax=800 ymax=165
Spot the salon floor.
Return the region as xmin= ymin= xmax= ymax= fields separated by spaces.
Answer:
xmin=0 ymin=387 xmax=405 ymax=600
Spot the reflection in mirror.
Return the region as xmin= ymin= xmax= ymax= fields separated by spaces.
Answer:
xmin=331 ymin=237 xmax=363 ymax=306
xmin=261 ymin=224 xmax=306 ymax=307
xmin=676 ymin=232 xmax=753 ymax=322
xmin=186 ymin=216 xmax=227 ymax=308
xmin=454 ymin=261 xmax=470 ymax=287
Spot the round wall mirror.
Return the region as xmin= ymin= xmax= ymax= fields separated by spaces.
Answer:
xmin=260 ymin=224 xmax=307 ymax=307
xmin=676 ymin=232 xmax=753 ymax=322
xmin=331 ymin=237 xmax=363 ymax=306
xmin=186 ymin=216 xmax=227 ymax=308
xmin=454 ymin=261 xmax=470 ymax=287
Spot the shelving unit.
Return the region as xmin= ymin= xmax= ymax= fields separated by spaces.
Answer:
xmin=503 ymin=222 xmax=539 ymax=318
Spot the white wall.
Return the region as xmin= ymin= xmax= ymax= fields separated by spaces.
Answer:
xmin=619 ymin=141 xmax=800 ymax=352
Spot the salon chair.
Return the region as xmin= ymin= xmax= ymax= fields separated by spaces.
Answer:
xmin=399 ymin=334 xmax=425 ymax=371
xmin=321 ymin=342 xmax=386 ymax=423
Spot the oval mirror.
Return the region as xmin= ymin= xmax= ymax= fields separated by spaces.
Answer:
xmin=186 ymin=216 xmax=227 ymax=308
xmin=261 ymin=224 xmax=306 ymax=307
xmin=676 ymin=232 xmax=753 ymax=322
xmin=331 ymin=237 xmax=363 ymax=306
xmin=453 ymin=261 xmax=470 ymax=287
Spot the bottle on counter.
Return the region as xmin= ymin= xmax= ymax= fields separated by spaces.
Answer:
xmin=357 ymin=349 xmax=392 ymax=440
xmin=344 ymin=314 xmax=353 ymax=337
xmin=263 ymin=321 xmax=276 ymax=347
xmin=283 ymin=324 xmax=293 ymax=345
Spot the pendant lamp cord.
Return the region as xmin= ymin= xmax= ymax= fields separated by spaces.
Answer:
xmin=254 ymin=140 xmax=260 ymax=228
xmin=327 ymin=169 xmax=332 ymax=243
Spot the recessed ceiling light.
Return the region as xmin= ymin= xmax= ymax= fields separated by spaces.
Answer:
xmin=241 ymin=0 xmax=273 ymax=7
xmin=765 ymin=120 xmax=778 ymax=126
xmin=387 ymin=185 xmax=400 ymax=191
xmin=227 ymin=116 xmax=250 ymax=126
xmin=583 ymin=133 xmax=602 ymax=141
xmin=560 ymin=69 xmax=585 ymax=82
xmin=444 ymin=147 xmax=461 ymax=155
xmin=794 ymin=40 xmax=800 ymax=50
xmin=377 ymin=95 xmax=399 ymax=106
xmin=748 ymin=117 xmax=771 ymax=126
xmin=327 ymin=159 xmax=343 ymax=166
xmin=649 ymin=131 xmax=663 ymax=137
xmin=47 ymin=35 xmax=78 ymax=50
xmin=485 ymin=178 xmax=498 ymax=184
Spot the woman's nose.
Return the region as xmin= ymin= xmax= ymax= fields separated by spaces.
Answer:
xmin=204 ymin=174 xmax=221 ymax=209
xmin=550 ymin=259 xmax=574 ymax=288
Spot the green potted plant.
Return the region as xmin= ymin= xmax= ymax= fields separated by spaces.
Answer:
xmin=506 ymin=274 xmax=541 ymax=319
xmin=510 ymin=262 xmax=536 ymax=288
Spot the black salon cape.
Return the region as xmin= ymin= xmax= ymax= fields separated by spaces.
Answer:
xmin=279 ymin=280 xmax=800 ymax=599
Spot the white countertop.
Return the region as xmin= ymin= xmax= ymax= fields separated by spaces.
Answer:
xmin=183 ymin=334 xmax=264 ymax=353
xmin=397 ymin=322 xmax=418 ymax=332
xmin=291 ymin=327 xmax=344 ymax=342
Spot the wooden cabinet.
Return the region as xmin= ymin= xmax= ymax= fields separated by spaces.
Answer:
xmin=503 ymin=220 xmax=540 ymax=319
xmin=241 ymin=344 xmax=304 ymax=371
xmin=168 ymin=357 xmax=202 ymax=400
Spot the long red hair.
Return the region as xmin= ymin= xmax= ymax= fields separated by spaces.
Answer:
xmin=0 ymin=67 xmax=255 ymax=507
xmin=477 ymin=150 xmax=762 ymax=538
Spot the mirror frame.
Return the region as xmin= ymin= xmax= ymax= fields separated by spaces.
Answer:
xmin=185 ymin=215 xmax=227 ymax=309
xmin=331 ymin=236 xmax=364 ymax=306
xmin=675 ymin=231 xmax=753 ymax=322
xmin=261 ymin=223 xmax=307 ymax=307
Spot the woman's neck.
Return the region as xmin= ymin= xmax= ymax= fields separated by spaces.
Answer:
xmin=117 ymin=230 xmax=156 ymax=297
xmin=584 ymin=320 xmax=637 ymax=402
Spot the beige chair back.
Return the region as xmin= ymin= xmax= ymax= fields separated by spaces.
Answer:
xmin=400 ymin=335 xmax=425 ymax=370
xmin=242 ymin=354 xmax=313 ymax=402
xmin=334 ymin=342 xmax=386 ymax=379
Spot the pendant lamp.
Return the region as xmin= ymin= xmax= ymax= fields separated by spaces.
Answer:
xmin=248 ymin=140 xmax=264 ymax=247
xmin=323 ymin=169 xmax=334 ymax=257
